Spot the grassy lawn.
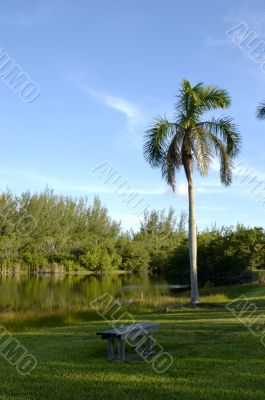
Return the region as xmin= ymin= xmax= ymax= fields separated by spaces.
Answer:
xmin=0 ymin=285 xmax=265 ymax=399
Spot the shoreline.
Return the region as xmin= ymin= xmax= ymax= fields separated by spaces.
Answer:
xmin=0 ymin=269 xmax=130 ymax=277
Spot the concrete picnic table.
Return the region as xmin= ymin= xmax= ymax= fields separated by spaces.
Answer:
xmin=96 ymin=322 xmax=159 ymax=361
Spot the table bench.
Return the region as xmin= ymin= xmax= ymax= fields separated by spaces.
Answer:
xmin=96 ymin=322 xmax=159 ymax=361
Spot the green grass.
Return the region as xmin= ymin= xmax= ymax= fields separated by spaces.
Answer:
xmin=1 ymin=284 xmax=265 ymax=399
xmin=0 ymin=283 xmax=264 ymax=331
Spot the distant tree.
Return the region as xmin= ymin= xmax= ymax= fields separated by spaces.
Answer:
xmin=167 ymin=225 xmax=265 ymax=286
xmin=116 ymin=236 xmax=150 ymax=272
xmin=139 ymin=208 xmax=176 ymax=237
xmin=143 ymin=79 xmax=241 ymax=304
xmin=135 ymin=209 xmax=187 ymax=274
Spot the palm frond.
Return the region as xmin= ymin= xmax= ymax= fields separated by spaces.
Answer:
xmin=176 ymin=80 xmax=203 ymax=113
xmin=257 ymin=100 xmax=265 ymax=119
xmin=191 ymin=127 xmax=214 ymax=176
xmin=176 ymin=80 xmax=231 ymax=126
xmin=143 ymin=116 xmax=175 ymax=167
xmin=198 ymin=117 xmax=241 ymax=158
xmin=161 ymin=135 xmax=182 ymax=191
xmin=197 ymin=86 xmax=231 ymax=112
xmin=207 ymin=132 xmax=233 ymax=185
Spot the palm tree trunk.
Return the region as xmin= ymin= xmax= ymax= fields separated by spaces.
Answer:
xmin=188 ymin=176 xmax=200 ymax=304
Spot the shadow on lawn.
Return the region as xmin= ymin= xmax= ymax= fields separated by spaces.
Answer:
xmin=1 ymin=302 xmax=265 ymax=399
xmin=0 ymin=326 xmax=264 ymax=400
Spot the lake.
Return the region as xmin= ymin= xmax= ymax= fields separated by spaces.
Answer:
xmin=0 ymin=274 xmax=187 ymax=312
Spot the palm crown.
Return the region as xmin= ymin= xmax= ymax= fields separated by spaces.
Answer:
xmin=143 ymin=79 xmax=241 ymax=190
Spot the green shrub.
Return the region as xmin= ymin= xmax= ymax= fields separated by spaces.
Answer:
xmin=21 ymin=253 xmax=48 ymax=271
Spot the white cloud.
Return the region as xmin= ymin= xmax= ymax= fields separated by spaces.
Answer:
xmin=81 ymin=87 xmax=149 ymax=149
xmin=102 ymin=96 xmax=137 ymax=119
xmin=175 ymin=182 xmax=188 ymax=197
xmin=85 ymin=88 xmax=139 ymax=120
xmin=168 ymin=181 xmax=225 ymax=198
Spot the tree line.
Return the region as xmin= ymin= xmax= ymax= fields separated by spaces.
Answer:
xmin=0 ymin=189 xmax=264 ymax=286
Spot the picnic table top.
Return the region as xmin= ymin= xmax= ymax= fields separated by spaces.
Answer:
xmin=96 ymin=322 xmax=159 ymax=338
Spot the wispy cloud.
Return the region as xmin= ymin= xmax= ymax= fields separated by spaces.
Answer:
xmin=166 ymin=179 xmax=234 ymax=196
xmin=84 ymin=88 xmax=140 ymax=120
xmin=0 ymin=167 xmax=169 ymax=196
xmin=0 ymin=167 xmax=108 ymax=193
xmin=3 ymin=165 xmax=255 ymax=202
xmin=81 ymin=86 xmax=149 ymax=149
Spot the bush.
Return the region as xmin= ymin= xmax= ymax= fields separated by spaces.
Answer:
xmin=167 ymin=226 xmax=265 ymax=286
xmin=21 ymin=253 xmax=48 ymax=271
xmin=116 ymin=237 xmax=150 ymax=272
xmin=79 ymin=245 xmax=121 ymax=273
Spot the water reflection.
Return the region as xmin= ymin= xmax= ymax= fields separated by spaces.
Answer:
xmin=0 ymin=274 xmax=186 ymax=312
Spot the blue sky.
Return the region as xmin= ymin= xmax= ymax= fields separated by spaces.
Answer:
xmin=0 ymin=0 xmax=265 ymax=231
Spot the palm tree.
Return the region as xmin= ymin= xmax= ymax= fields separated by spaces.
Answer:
xmin=143 ymin=79 xmax=241 ymax=304
xmin=257 ymin=101 xmax=265 ymax=119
